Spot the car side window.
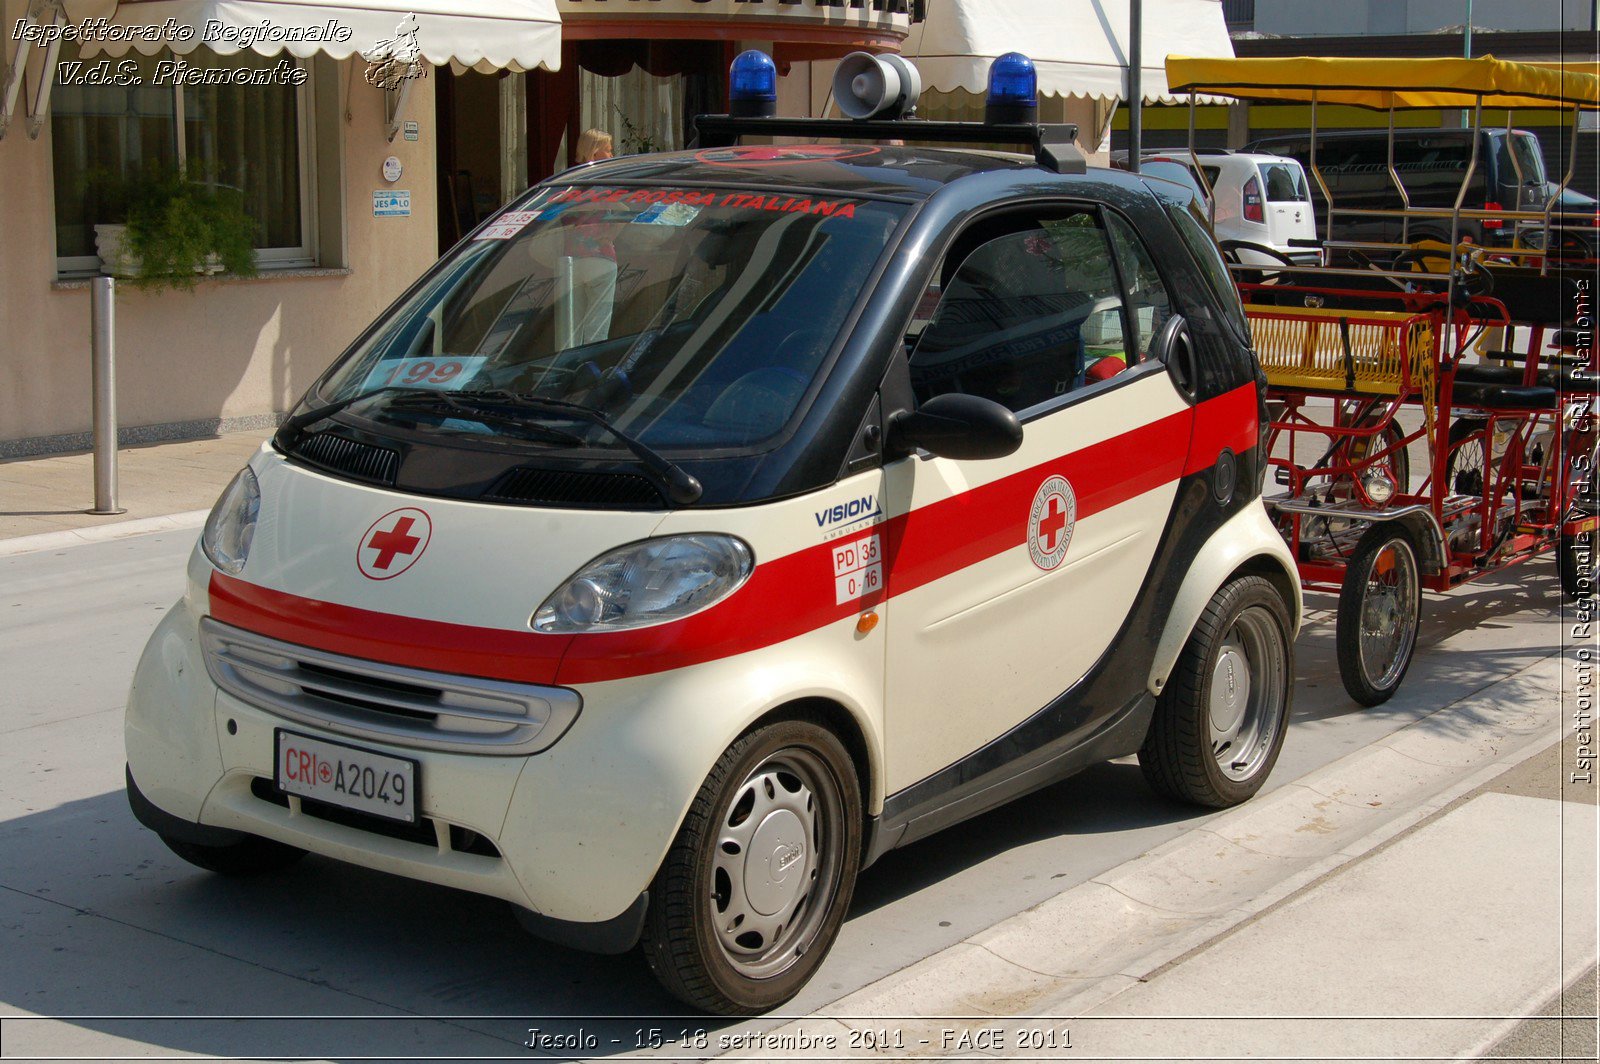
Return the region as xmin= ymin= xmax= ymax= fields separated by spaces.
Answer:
xmin=1167 ymin=203 xmax=1251 ymax=344
xmin=1104 ymin=211 xmax=1171 ymax=362
xmin=909 ymin=213 xmax=1131 ymax=414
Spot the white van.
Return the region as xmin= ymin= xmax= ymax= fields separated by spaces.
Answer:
xmin=1144 ymin=150 xmax=1321 ymax=266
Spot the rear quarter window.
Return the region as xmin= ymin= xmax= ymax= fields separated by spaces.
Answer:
xmin=1166 ymin=203 xmax=1250 ymax=343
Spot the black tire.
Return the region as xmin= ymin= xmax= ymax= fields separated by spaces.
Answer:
xmin=1139 ymin=575 xmax=1293 ymax=808
xmin=160 ymin=833 xmax=306 ymax=876
xmin=1336 ymin=524 xmax=1422 ymax=707
xmin=642 ymin=718 xmax=862 ymax=1015
xmin=1560 ymin=528 xmax=1596 ymax=602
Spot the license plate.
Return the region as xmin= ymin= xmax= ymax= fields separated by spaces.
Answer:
xmin=275 ymin=730 xmax=419 ymax=824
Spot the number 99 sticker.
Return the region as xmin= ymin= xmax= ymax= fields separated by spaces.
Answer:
xmin=361 ymin=355 xmax=490 ymax=392
xmin=832 ymin=534 xmax=883 ymax=605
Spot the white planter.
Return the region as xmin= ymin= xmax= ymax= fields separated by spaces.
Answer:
xmin=95 ymin=224 xmax=226 ymax=279
xmin=94 ymin=223 xmax=141 ymax=277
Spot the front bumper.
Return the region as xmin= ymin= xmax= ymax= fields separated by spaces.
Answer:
xmin=125 ymin=585 xmax=679 ymax=933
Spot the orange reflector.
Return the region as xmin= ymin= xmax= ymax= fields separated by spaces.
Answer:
xmin=1375 ymin=549 xmax=1395 ymax=576
xmin=856 ymin=611 xmax=880 ymax=634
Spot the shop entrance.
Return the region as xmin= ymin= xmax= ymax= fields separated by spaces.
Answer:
xmin=436 ymin=41 xmax=726 ymax=251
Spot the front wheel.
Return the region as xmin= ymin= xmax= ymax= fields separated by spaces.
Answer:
xmin=642 ymin=719 xmax=862 ymax=1015
xmin=1336 ymin=524 xmax=1422 ymax=706
xmin=1139 ymin=575 xmax=1293 ymax=808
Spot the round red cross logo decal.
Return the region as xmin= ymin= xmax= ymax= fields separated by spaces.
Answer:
xmin=1028 ymin=476 xmax=1077 ymax=572
xmin=357 ymin=507 xmax=432 ymax=580
xmin=693 ymin=144 xmax=881 ymax=167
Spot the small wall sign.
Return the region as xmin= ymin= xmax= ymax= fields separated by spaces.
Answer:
xmin=382 ymin=156 xmax=404 ymax=182
xmin=374 ymin=189 xmax=412 ymax=217
xmin=403 ymin=121 xmax=421 ymax=142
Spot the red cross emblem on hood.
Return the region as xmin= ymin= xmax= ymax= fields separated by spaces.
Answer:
xmin=357 ymin=508 xmax=432 ymax=580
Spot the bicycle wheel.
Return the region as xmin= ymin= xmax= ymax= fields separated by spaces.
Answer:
xmin=1336 ymin=524 xmax=1422 ymax=706
xmin=1444 ymin=417 xmax=1516 ymax=559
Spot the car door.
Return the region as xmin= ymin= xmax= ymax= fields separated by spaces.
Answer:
xmin=878 ymin=205 xmax=1194 ymax=794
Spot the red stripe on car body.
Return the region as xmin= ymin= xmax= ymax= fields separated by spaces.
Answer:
xmin=210 ymin=383 xmax=1259 ymax=687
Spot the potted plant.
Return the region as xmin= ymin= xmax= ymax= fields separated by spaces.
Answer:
xmin=92 ymin=166 xmax=258 ymax=288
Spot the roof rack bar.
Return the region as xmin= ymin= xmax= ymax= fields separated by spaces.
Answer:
xmin=691 ymin=115 xmax=1086 ymax=175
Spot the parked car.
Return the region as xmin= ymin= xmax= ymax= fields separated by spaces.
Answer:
xmin=1109 ymin=150 xmax=1213 ymax=218
xmin=124 ymin=51 xmax=1302 ymax=1015
xmin=1117 ymin=148 xmax=1320 ymax=266
xmin=1245 ymin=127 xmax=1553 ymax=250
xmin=1517 ymin=185 xmax=1599 ymax=259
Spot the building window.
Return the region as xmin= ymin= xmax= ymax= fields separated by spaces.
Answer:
xmin=51 ymin=47 xmax=315 ymax=275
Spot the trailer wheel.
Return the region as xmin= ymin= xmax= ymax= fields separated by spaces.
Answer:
xmin=1336 ymin=524 xmax=1422 ymax=706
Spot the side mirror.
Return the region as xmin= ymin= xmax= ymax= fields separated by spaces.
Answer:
xmin=888 ymin=393 xmax=1023 ymax=461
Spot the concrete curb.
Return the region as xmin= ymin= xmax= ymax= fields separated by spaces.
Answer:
xmin=0 ymin=510 xmax=209 ymax=558
xmin=719 ymin=654 xmax=1565 ymax=1055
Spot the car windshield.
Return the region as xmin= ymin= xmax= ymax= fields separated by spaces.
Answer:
xmin=312 ymin=184 xmax=906 ymax=451
xmin=1495 ymin=132 xmax=1547 ymax=186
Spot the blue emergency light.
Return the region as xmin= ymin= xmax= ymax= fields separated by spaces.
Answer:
xmin=985 ymin=52 xmax=1038 ymax=125
xmin=729 ymin=50 xmax=778 ymax=118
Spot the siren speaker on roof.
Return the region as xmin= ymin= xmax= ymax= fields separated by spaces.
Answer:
xmin=833 ymin=51 xmax=922 ymax=120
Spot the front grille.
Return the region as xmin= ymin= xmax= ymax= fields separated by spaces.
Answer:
xmin=292 ymin=431 xmax=400 ymax=486
xmin=486 ymin=466 xmax=665 ymax=508
xmin=201 ymin=619 xmax=581 ymax=755
xmin=248 ymin=777 xmax=501 ymax=857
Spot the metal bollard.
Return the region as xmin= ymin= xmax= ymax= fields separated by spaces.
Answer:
xmin=89 ymin=276 xmax=126 ymax=515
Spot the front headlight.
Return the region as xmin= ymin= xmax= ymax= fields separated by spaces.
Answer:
xmin=533 ymin=535 xmax=754 ymax=633
xmin=201 ymin=468 xmax=260 ymax=575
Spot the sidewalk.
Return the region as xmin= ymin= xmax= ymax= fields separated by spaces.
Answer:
xmin=2 ymin=426 xmax=1594 ymax=1063
xmin=0 ymin=429 xmax=266 ymax=549
xmin=727 ymin=659 xmax=1598 ymax=1063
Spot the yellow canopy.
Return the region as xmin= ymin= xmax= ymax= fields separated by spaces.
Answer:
xmin=1165 ymin=55 xmax=1600 ymax=111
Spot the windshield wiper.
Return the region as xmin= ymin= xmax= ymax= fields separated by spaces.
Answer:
xmin=455 ymin=390 xmax=703 ymax=505
xmin=275 ymin=386 xmax=440 ymax=449
xmin=382 ymin=392 xmax=586 ymax=447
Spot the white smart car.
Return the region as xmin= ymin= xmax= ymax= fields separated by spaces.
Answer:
xmin=125 ymin=53 xmax=1301 ymax=1014
xmin=1131 ymin=149 xmax=1321 ymax=267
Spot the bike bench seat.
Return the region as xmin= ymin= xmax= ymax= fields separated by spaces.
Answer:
xmin=1449 ymin=381 xmax=1559 ymax=410
xmin=1244 ymin=305 xmax=1434 ymax=396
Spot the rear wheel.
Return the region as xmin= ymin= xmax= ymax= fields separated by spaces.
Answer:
xmin=1336 ymin=524 xmax=1422 ymax=706
xmin=1140 ymin=575 xmax=1293 ymax=808
xmin=1445 ymin=417 xmax=1516 ymax=559
xmin=159 ymin=833 xmax=306 ymax=876
xmin=642 ymin=719 xmax=861 ymax=1015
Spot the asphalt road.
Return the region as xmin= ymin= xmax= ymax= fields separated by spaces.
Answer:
xmin=0 ymin=526 xmax=1574 ymax=1059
